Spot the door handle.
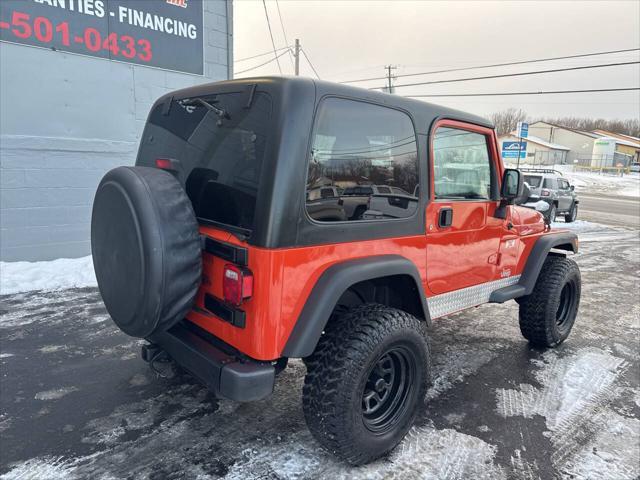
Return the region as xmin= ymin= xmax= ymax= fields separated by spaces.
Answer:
xmin=438 ymin=207 xmax=453 ymax=228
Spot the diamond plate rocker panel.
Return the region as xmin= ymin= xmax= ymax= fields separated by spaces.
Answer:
xmin=427 ymin=275 xmax=521 ymax=319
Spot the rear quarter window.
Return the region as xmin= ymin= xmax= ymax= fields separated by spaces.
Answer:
xmin=306 ymin=97 xmax=419 ymax=222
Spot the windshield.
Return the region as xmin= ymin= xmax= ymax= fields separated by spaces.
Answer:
xmin=138 ymin=91 xmax=272 ymax=233
xmin=523 ymin=175 xmax=542 ymax=188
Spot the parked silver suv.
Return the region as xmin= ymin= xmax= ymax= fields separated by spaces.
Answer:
xmin=520 ymin=168 xmax=579 ymax=222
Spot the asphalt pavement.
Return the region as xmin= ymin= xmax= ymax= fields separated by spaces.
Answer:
xmin=577 ymin=193 xmax=640 ymax=227
xmin=1 ymin=222 xmax=639 ymax=479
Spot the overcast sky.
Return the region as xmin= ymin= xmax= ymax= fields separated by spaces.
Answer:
xmin=233 ymin=0 xmax=640 ymax=122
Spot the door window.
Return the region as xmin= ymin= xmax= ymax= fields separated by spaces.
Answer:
xmin=432 ymin=127 xmax=495 ymax=200
xmin=306 ymin=98 xmax=419 ymax=221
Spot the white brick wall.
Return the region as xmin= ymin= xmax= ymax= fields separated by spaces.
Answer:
xmin=0 ymin=0 xmax=233 ymax=261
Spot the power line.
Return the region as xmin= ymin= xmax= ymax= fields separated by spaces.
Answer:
xmin=340 ymin=47 xmax=640 ymax=84
xmin=301 ymin=48 xmax=321 ymax=79
xmin=236 ymin=46 xmax=291 ymax=63
xmin=376 ymin=60 xmax=640 ymax=90
xmin=235 ymin=48 xmax=290 ymax=75
xmin=404 ymin=87 xmax=640 ymax=98
xmin=262 ymin=0 xmax=282 ymax=74
xmin=274 ymin=0 xmax=294 ymax=70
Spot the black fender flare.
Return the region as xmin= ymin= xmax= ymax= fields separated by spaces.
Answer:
xmin=281 ymin=255 xmax=430 ymax=358
xmin=489 ymin=231 xmax=578 ymax=303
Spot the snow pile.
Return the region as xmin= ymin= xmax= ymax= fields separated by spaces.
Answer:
xmin=563 ymin=169 xmax=640 ymax=198
xmin=550 ymin=219 xmax=606 ymax=233
xmin=0 ymin=256 xmax=96 ymax=295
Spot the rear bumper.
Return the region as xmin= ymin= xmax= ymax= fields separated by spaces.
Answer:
xmin=145 ymin=322 xmax=275 ymax=402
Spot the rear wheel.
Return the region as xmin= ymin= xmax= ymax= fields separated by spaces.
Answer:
xmin=565 ymin=203 xmax=578 ymax=223
xmin=303 ymin=304 xmax=430 ymax=465
xmin=519 ymin=256 xmax=581 ymax=348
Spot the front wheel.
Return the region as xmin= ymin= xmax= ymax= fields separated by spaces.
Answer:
xmin=519 ymin=256 xmax=581 ymax=347
xmin=303 ymin=304 xmax=430 ymax=465
xmin=565 ymin=203 xmax=578 ymax=223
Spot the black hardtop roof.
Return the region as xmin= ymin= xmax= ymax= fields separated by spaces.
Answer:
xmin=157 ymin=76 xmax=493 ymax=133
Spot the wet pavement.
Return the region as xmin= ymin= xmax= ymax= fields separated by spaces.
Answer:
xmin=1 ymin=224 xmax=639 ymax=479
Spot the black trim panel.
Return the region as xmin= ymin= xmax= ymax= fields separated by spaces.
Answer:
xmin=147 ymin=322 xmax=274 ymax=402
xmin=489 ymin=232 xmax=578 ymax=303
xmin=202 ymin=236 xmax=248 ymax=266
xmin=204 ymin=294 xmax=246 ymax=328
xmin=282 ymin=255 xmax=430 ymax=358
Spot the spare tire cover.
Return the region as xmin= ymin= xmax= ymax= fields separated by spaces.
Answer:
xmin=91 ymin=166 xmax=202 ymax=338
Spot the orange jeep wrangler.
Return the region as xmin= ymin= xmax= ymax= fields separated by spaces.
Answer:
xmin=91 ymin=77 xmax=580 ymax=465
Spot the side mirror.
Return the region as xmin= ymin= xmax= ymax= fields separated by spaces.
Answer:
xmin=570 ymin=185 xmax=575 ymax=191
xmin=515 ymin=183 xmax=531 ymax=205
xmin=501 ymin=168 xmax=524 ymax=203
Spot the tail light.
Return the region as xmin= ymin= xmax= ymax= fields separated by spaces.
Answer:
xmin=156 ymin=158 xmax=174 ymax=170
xmin=541 ymin=189 xmax=551 ymax=197
xmin=223 ymin=264 xmax=253 ymax=305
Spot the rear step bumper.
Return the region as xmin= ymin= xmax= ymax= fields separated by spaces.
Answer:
xmin=144 ymin=322 xmax=275 ymax=402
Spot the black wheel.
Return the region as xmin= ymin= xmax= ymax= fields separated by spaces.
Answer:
xmin=546 ymin=204 xmax=557 ymax=223
xmin=564 ymin=203 xmax=578 ymax=223
xmin=351 ymin=205 xmax=367 ymax=220
xmin=303 ymin=304 xmax=430 ymax=465
xmin=519 ymin=256 xmax=581 ymax=348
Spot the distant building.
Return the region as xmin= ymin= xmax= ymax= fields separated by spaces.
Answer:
xmin=499 ymin=133 xmax=570 ymax=165
xmin=591 ymin=129 xmax=640 ymax=163
xmin=527 ymin=121 xmax=599 ymax=163
xmin=527 ymin=121 xmax=637 ymax=167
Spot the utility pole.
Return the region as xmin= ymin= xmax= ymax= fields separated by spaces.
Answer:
xmin=294 ymin=39 xmax=300 ymax=76
xmin=384 ymin=65 xmax=397 ymax=93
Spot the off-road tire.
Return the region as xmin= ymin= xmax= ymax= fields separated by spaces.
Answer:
xmin=565 ymin=203 xmax=578 ymax=223
xmin=303 ymin=304 xmax=430 ymax=465
xmin=519 ymin=256 xmax=581 ymax=348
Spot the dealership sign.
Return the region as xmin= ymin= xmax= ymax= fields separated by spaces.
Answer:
xmin=502 ymin=141 xmax=527 ymax=159
xmin=0 ymin=0 xmax=204 ymax=74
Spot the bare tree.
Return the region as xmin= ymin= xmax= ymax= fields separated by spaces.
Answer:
xmin=489 ymin=108 xmax=639 ymax=138
xmin=540 ymin=116 xmax=640 ymax=138
xmin=489 ymin=108 xmax=528 ymax=136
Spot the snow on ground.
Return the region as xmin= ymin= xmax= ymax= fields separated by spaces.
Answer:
xmin=563 ymin=169 xmax=640 ymax=198
xmin=495 ymin=348 xmax=638 ymax=478
xmin=1 ymin=224 xmax=639 ymax=480
xmin=0 ymin=256 xmax=96 ymax=295
xmin=550 ymin=219 xmax=604 ymax=233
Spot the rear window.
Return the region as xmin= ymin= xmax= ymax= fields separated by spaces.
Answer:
xmin=523 ymin=175 xmax=542 ymax=188
xmin=139 ymin=91 xmax=272 ymax=233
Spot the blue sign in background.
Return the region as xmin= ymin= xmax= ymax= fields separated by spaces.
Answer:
xmin=502 ymin=141 xmax=527 ymax=159
xmin=517 ymin=122 xmax=529 ymax=138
